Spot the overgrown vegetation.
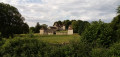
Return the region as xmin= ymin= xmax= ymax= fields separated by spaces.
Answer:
xmin=0 ymin=37 xmax=91 ymax=57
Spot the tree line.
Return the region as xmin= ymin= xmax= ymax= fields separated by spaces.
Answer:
xmin=53 ymin=20 xmax=90 ymax=34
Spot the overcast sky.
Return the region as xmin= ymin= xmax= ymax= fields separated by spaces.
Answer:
xmin=0 ymin=0 xmax=120 ymax=27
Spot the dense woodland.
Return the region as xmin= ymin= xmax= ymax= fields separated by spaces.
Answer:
xmin=0 ymin=2 xmax=120 ymax=57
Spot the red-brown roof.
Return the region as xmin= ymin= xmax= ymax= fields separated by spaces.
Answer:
xmin=68 ymin=25 xmax=73 ymax=30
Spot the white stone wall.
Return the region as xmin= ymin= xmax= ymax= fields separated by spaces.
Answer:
xmin=40 ymin=30 xmax=47 ymax=35
xmin=62 ymin=26 xmax=66 ymax=30
xmin=68 ymin=30 xmax=73 ymax=35
xmin=48 ymin=33 xmax=54 ymax=35
xmin=40 ymin=30 xmax=44 ymax=35
xmin=56 ymin=32 xmax=67 ymax=35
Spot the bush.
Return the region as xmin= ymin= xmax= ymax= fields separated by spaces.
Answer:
xmin=69 ymin=41 xmax=92 ymax=57
xmin=49 ymin=41 xmax=92 ymax=57
xmin=0 ymin=38 xmax=50 ymax=57
xmin=81 ymin=20 xmax=114 ymax=47
xmin=108 ymin=42 xmax=120 ymax=57
xmin=0 ymin=37 xmax=93 ymax=57
xmin=28 ymin=30 xmax=34 ymax=38
xmin=90 ymin=48 xmax=110 ymax=57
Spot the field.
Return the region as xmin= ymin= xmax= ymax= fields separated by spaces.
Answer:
xmin=15 ymin=33 xmax=80 ymax=44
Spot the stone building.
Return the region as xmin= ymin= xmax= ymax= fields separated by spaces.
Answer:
xmin=62 ymin=25 xmax=66 ymax=30
xmin=40 ymin=24 xmax=73 ymax=35
xmin=47 ymin=27 xmax=57 ymax=35
xmin=39 ymin=27 xmax=48 ymax=35
xmin=68 ymin=25 xmax=73 ymax=35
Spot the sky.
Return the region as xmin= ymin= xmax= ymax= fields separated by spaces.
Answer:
xmin=0 ymin=0 xmax=120 ymax=27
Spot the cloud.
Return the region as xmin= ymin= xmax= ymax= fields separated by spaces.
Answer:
xmin=0 ymin=0 xmax=120 ymax=27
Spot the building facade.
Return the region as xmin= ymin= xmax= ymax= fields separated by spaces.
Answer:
xmin=40 ymin=25 xmax=73 ymax=35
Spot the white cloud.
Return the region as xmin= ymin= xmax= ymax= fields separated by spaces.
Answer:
xmin=0 ymin=0 xmax=120 ymax=27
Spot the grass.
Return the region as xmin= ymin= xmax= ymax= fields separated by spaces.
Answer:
xmin=15 ymin=33 xmax=80 ymax=44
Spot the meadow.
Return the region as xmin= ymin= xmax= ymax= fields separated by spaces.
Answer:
xmin=15 ymin=33 xmax=80 ymax=44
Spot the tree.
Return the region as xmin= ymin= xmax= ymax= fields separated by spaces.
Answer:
xmin=72 ymin=21 xmax=79 ymax=33
xmin=41 ymin=24 xmax=48 ymax=29
xmin=0 ymin=3 xmax=26 ymax=38
xmin=22 ymin=23 xmax=29 ymax=34
xmin=35 ymin=22 xmax=41 ymax=33
xmin=78 ymin=21 xmax=90 ymax=35
xmin=111 ymin=15 xmax=120 ymax=40
xmin=63 ymin=20 xmax=71 ymax=30
xmin=53 ymin=21 xmax=63 ymax=27
xmin=30 ymin=27 xmax=35 ymax=33
xmin=117 ymin=5 xmax=120 ymax=14
xmin=82 ymin=20 xmax=114 ymax=47
xmin=71 ymin=20 xmax=90 ymax=33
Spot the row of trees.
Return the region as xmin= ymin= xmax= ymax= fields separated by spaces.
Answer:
xmin=53 ymin=20 xmax=90 ymax=34
xmin=30 ymin=22 xmax=48 ymax=33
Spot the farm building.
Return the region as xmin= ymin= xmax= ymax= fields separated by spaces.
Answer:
xmin=68 ymin=25 xmax=73 ymax=35
xmin=40 ymin=25 xmax=73 ymax=35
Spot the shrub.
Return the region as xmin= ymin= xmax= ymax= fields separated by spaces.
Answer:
xmin=108 ymin=42 xmax=120 ymax=57
xmin=28 ymin=30 xmax=34 ymax=38
xmin=0 ymin=38 xmax=50 ymax=57
xmin=49 ymin=41 xmax=92 ymax=57
xmin=90 ymin=48 xmax=110 ymax=57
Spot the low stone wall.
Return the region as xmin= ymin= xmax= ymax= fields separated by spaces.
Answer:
xmin=56 ymin=32 xmax=67 ymax=35
xmin=48 ymin=33 xmax=54 ymax=35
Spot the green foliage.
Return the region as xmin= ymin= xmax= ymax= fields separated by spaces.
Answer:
xmin=90 ymin=48 xmax=112 ymax=57
xmin=30 ymin=27 xmax=35 ymax=33
xmin=82 ymin=20 xmax=114 ymax=47
xmin=28 ymin=30 xmax=34 ymax=38
xmin=63 ymin=20 xmax=71 ymax=30
xmin=78 ymin=21 xmax=90 ymax=35
xmin=49 ymin=41 xmax=92 ymax=57
xmin=69 ymin=41 xmax=92 ymax=57
xmin=90 ymin=42 xmax=120 ymax=57
xmin=0 ymin=38 xmax=50 ymax=57
xmin=53 ymin=21 xmax=63 ymax=27
xmin=1 ymin=33 xmax=120 ymax=57
xmin=0 ymin=37 xmax=91 ymax=57
xmin=0 ymin=32 xmax=1 ymax=40
xmin=108 ymin=42 xmax=120 ymax=56
xmin=0 ymin=3 xmax=29 ymax=38
xmin=72 ymin=21 xmax=80 ymax=33
xmin=111 ymin=15 xmax=120 ymax=40
xmin=22 ymin=23 xmax=29 ymax=34
xmin=117 ymin=5 xmax=120 ymax=14
xmin=35 ymin=22 xmax=41 ymax=33
xmin=41 ymin=24 xmax=48 ymax=29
